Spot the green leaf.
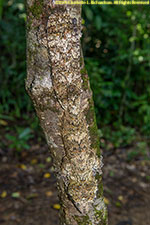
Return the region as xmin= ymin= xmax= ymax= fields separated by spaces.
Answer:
xmin=19 ymin=128 xmax=31 ymax=139
xmin=11 ymin=192 xmax=20 ymax=198
xmin=0 ymin=0 xmax=4 ymax=19
xmin=0 ymin=114 xmax=14 ymax=121
xmin=95 ymin=16 xmax=102 ymax=30
xmin=6 ymin=134 xmax=16 ymax=141
xmin=85 ymin=6 xmax=93 ymax=21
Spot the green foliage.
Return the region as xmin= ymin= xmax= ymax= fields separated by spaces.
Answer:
xmin=102 ymin=125 xmax=136 ymax=149
xmin=0 ymin=0 xmax=4 ymax=19
xmin=6 ymin=127 xmax=33 ymax=152
xmin=0 ymin=0 xmax=32 ymax=117
xmin=82 ymin=5 xmax=150 ymax=150
xmin=127 ymin=141 xmax=148 ymax=161
xmin=0 ymin=1 xmax=39 ymax=153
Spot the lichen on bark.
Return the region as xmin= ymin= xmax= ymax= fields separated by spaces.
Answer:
xmin=26 ymin=1 xmax=108 ymax=224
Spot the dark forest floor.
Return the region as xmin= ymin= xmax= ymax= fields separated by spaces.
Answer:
xmin=0 ymin=127 xmax=150 ymax=225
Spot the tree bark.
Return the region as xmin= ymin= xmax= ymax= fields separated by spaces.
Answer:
xmin=26 ymin=1 xmax=108 ymax=224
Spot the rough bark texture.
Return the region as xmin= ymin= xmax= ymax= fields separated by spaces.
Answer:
xmin=26 ymin=1 xmax=108 ymax=224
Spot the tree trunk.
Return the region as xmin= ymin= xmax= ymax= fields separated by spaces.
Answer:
xmin=26 ymin=1 xmax=108 ymax=224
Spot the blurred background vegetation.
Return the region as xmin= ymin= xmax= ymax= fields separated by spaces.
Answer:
xmin=0 ymin=0 xmax=150 ymax=161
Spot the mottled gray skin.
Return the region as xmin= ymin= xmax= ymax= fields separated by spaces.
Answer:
xmin=26 ymin=1 xmax=108 ymax=224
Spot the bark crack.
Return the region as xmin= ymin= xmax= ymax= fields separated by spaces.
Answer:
xmin=45 ymin=16 xmax=67 ymax=111
xmin=66 ymin=190 xmax=82 ymax=214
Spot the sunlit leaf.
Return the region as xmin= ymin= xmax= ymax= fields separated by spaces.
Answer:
xmin=18 ymin=164 xmax=27 ymax=170
xmin=31 ymin=159 xmax=38 ymax=164
xmin=0 ymin=119 xmax=8 ymax=126
xmin=1 ymin=191 xmax=7 ymax=198
xmin=46 ymin=157 xmax=51 ymax=163
xmin=44 ymin=173 xmax=51 ymax=178
xmin=53 ymin=204 xmax=61 ymax=210
xmin=11 ymin=192 xmax=20 ymax=198
xmin=118 ymin=195 xmax=123 ymax=201
xmin=45 ymin=191 xmax=53 ymax=197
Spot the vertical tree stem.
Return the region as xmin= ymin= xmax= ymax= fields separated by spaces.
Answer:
xmin=26 ymin=1 xmax=108 ymax=224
